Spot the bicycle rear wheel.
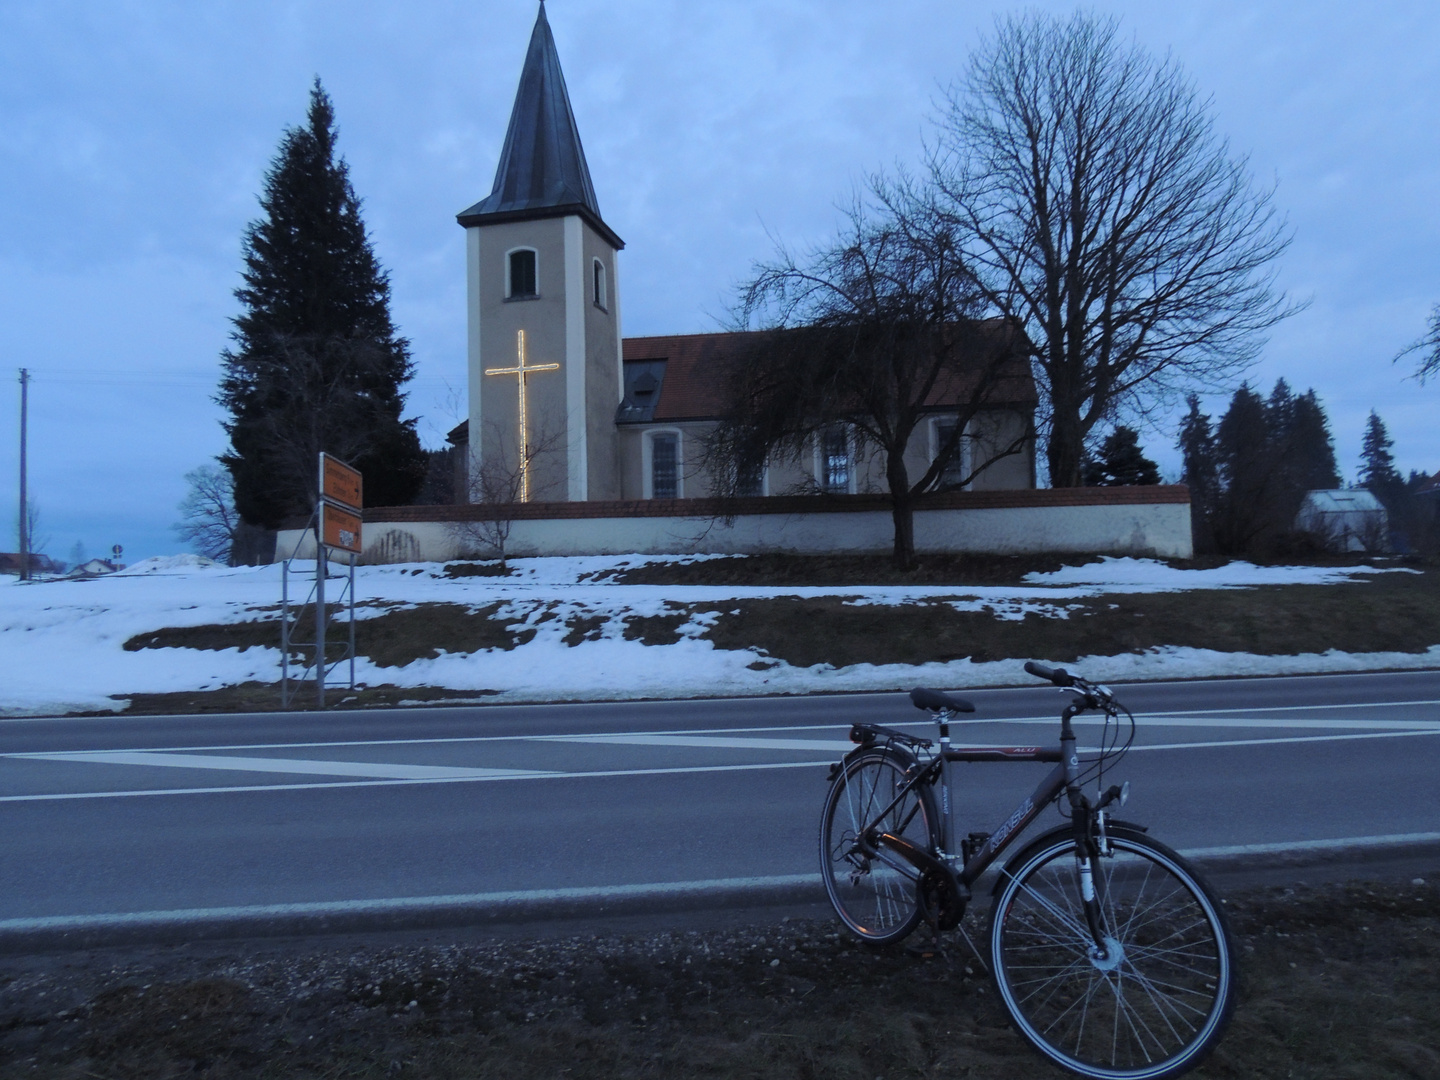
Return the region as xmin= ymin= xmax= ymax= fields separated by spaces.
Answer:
xmin=989 ymin=827 xmax=1235 ymax=1080
xmin=819 ymin=748 xmax=937 ymax=945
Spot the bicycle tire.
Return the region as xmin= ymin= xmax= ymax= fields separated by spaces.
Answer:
xmin=989 ymin=826 xmax=1236 ymax=1080
xmin=819 ymin=747 xmax=938 ymax=945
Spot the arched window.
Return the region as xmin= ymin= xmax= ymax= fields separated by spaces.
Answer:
xmin=592 ymin=258 xmax=608 ymax=310
xmin=817 ymin=425 xmax=852 ymax=493
xmin=931 ymin=417 xmax=972 ymax=490
xmin=506 ymin=248 xmax=538 ymax=299
xmin=645 ymin=429 xmax=682 ymax=499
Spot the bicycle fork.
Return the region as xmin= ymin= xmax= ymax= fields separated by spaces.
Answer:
xmin=1060 ymin=703 xmax=1115 ymax=960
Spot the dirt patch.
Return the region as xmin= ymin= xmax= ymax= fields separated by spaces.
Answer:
xmin=124 ymin=603 xmax=537 ymax=668
xmin=100 ymin=683 xmax=502 ymax=716
xmin=601 ymin=551 xmax=1109 ymax=587
xmin=621 ymin=607 xmax=692 ymax=646
xmin=0 ymin=878 xmax=1435 ymax=1078
xmin=704 ymin=570 xmax=1440 ymax=668
xmin=443 ymin=562 xmax=513 ymax=578
xmin=562 ymin=613 xmax=609 ymax=646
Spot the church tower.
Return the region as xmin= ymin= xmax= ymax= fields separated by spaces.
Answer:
xmin=458 ymin=1 xmax=623 ymax=503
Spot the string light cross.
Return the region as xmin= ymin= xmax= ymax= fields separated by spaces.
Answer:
xmin=484 ymin=329 xmax=561 ymax=502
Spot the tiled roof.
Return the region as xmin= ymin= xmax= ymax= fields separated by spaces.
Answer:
xmin=620 ymin=322 xmax=1037 ymax=423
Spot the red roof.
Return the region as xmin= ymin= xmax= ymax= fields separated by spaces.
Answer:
xmin=622 ymin=323 xmax=1036 ymax=423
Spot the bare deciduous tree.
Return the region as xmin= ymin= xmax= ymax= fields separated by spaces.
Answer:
xmin=928 ymin=11 xmax=1297 ymax=487
xmin=14 ymin=498 xmax=48 ymax=573
xmin=715 ymin=189 xmax=1033 ymax=569
xmin=450 ymin=421 xmax=565 ymax=568
xmin=174 ymin=464 xmax=240 ymax=563
xmin=1397 ymin=304 xmax=1440 ymax=383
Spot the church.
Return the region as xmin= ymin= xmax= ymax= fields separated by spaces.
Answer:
xmin=301 ymin=3 xmax=1192 ymax=562
xmin=445 ymin=2 xmax=1035 ymax=508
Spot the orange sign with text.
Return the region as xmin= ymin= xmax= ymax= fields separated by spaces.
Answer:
xmin=321 ymin=453 xmax=363 ymax=511
xmin=320 ymin=502 xmax=363 ymax=555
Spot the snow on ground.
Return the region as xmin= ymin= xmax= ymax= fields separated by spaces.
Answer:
xmin=1023 ymin=556 xmax=1413 ymax=590
xmin=0 ymin=555 xmax=1429 ymax=717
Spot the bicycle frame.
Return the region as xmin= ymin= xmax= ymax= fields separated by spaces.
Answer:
xmin=848 ymin=697 xmax=1093 ymax=899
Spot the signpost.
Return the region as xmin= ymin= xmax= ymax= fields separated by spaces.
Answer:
xmin=281 ymin=453 xmax=363 ymax=710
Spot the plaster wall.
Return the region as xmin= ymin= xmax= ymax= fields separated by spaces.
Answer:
xmin=473 ymin=217 xmax=572 ymax=502
xmin=279 ymin=500 xmax=1191 ymax=563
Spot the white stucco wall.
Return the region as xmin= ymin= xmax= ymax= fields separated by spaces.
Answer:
xmin=278 ymin=500 xmax=1192 ymax=563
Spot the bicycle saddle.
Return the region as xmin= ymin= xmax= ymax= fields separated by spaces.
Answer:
xmin=909 ymin=687 xmax=976 ymax=713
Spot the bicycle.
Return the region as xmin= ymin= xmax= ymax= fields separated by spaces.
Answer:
xmin=819 ymin=661 xmax=1236 ymax=1080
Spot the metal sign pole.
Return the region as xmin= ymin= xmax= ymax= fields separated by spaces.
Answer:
xmin=315 ymin=524 xmax=327 ymax=710
xmin=18 ymin=369 xmax=29 ymax=581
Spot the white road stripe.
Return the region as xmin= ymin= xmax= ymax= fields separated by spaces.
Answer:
xmin=0 ymin=759 xmax=825 ymax=803
xmin=0 ymin=873 xmax=824 ymax=933
xmin=6 ymin=698 xmax=1436 ymax=760
xmin=20 ymin=751 xmax=549 ymax=781
xmin=539 ymin=734 xmax=855 ymax=752
xmin=2 ymin=831 xmax=1437 ymax=935
xmin=1128 ymin=728 xmax=1440 ymax=752
xmin=3 ymin=726 xmax=1438 ymax=801
xmin=1182 ymin=832 xmax=1440 ymax=858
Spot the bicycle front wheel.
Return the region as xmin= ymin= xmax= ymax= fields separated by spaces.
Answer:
xmin=990 ymin=828 xmax=1235 ymax=1080
xmin=819 ymin=748 xmax=937 ymax=945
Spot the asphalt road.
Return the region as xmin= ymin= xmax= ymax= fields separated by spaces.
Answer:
xmin=1 ymin=669 xmax=1437 ymax=945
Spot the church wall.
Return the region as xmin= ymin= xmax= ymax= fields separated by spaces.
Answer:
xmin=277 ymin=488 xmax=1193 ymax=562
xmin=618 ymin=421 xmax=717 ymax=499
xmin=582 ymin=222 xmax=621 ymax=500
xmin=474 ymin=217 xmax=572 ymax=503
xmin=893 ymin=408 xmax=1035 ymax=493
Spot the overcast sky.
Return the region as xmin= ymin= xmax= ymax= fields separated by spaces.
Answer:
xmin=1 ymin=0 xmax=1436 ymax=563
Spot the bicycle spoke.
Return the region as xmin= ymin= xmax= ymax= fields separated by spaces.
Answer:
xmin=993 ymin=837 xmax=1233 ymax=1077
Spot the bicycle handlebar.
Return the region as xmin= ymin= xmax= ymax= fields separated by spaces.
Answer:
xmin=1024 ymin=660 xmax=1075 ymax=687
xmin=1025 ymin=660 xmax=1120 ymax=711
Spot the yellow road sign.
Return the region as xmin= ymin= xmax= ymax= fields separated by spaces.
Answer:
xmin=320 ymin=501 xmax=362 ymax=555
xmin=320 ymin=453 xmax=363 ymax=511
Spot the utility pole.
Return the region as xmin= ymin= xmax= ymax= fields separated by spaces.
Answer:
xmin=17 ymin=369 xmax=28 ymax=581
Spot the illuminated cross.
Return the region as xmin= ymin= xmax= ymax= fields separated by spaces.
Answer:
xmin=484 ymin=329 xmax=561 ymax=502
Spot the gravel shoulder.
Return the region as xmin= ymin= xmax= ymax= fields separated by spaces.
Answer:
xmin=2 ymin=877 xmax=1436 ymax=1079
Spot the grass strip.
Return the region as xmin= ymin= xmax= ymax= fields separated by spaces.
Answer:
xmin=0 ymin=878 xmax=1434 ymax=1078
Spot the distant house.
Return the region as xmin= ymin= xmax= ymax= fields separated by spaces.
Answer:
xmin=1295 ymin=490 xmax=1389 ymax=552
xmin=67 ymin=558 xmax=125 ymax=577
xmin=0 ymin=552 xmax=62 ymax=576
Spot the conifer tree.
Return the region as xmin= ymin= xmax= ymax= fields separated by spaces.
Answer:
xmin=1358 ymin=410 xmax=1405 ymax=506
xmin=1082 ymin=426 xmax=1160 ymax=487
xmin=1213 ymin=383 xmax=1277 ymax=553
xmin=218 ymin=81 xmax=426 ymax=528
xmin=1287 ymin=390 xmax=1340 ymax=492
xmin=1177 ymin=395 xmax=1219 ymax=551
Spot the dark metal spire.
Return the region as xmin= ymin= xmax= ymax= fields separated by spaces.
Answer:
xmin=457 ymin=3 xmax=622 ymax=248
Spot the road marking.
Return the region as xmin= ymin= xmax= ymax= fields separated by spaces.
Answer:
xmin=1143 ymin=698 xmax=1440 ymax=717
xmin=18 ymin=751 xmax=552 ymax=781
xmin=1128 ymin=728 xmax=1440 ymax=753
xmin=539 ymin=734 xmax=855 ymax=752
xmin=0 ymin=759 xmax=826 ymax=803
xmin=3 ymin=726 xmax=1439 ymax=802
xmin=1183 ymin=832 xmax=1440 ymax=858
xmin=0 ymin=873 xmax=824 ymax=934
xmin=8 ymin=702 xmax=1438 ymax=762
xmin=3 ymin=831 xmax=1437 ymax=935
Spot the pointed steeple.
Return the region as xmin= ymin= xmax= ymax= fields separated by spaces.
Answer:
xmin=458 ymin=3 xmax=622 ymax=248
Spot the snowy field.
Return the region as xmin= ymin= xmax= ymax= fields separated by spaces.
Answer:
xmin=1 ymin=554 xmax=1434 ymax=718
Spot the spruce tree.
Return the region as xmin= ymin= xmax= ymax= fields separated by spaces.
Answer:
xmin=1083 ymin=426 xmax=1160 ymax=486
xmin=1177 ymin=395 xmax=1219 ymax=551
xmin=218 ymin=81 xmax=426 ymax=528
xmin=1358 ymin=410 xmax=1405 ymax=506
xmin=1213 ymin=383 xmax=1275 ymax=553
xmin=1288 ymin=390 xmax=1340 ymax=492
